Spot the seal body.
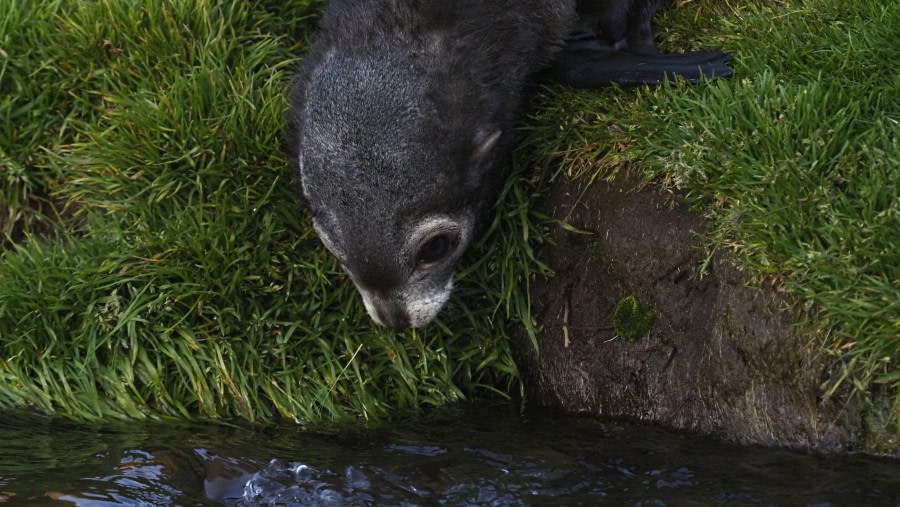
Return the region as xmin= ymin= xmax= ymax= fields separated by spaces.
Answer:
xmin=289 ymin=0 xmax=731 ymax=330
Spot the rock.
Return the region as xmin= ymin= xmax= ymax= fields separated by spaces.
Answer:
xmin=512 ymin=168 xmax=861 ymax=452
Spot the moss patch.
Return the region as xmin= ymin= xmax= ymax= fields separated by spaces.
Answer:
xmin=612 ymin=295 xmax=655 ymax=341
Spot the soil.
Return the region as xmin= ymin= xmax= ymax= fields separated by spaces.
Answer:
xmin=511 ymin=168 xmax=862 ymax=452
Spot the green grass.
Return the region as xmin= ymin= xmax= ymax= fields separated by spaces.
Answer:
xmin=0 ymin=0 xmax=896 ymax=432
xmin=0 ymin=0 xmax=556 ymax=421
xmin=523 ymin=0 xmax=899 ymax=415
xmin=0 ymin=0 xmax=75 ymax=244
xmin=634 ymin=0 xmax=899 ymax=407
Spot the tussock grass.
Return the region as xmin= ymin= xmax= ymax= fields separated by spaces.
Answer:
xmin=630 ymin=0 xmax=899 ymax=409
xmin=0 ymin=0 xmax=556 ymax=421
xmin=522 ymin=0 xmax=899 ymax=414
xmin=2 ymin=0 xmax=896 ymax=429
xmin=0 ymin=0 xmax=74 ymax=243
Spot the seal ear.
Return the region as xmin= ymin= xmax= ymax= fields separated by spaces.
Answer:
xmin=466 ymin=128 xmax=503 ymax=193
xmin=472 ymin=129 xmax=502 ymax=163
xmin=293 ymin=154 xmax=311 ymax=210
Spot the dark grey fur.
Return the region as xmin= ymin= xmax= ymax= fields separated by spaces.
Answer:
xmin=288 ymin=0 xmax=730 ymax=330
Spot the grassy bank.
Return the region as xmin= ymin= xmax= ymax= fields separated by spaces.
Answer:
xmin=526 ymin=0 xmax=899 ymax=417
xmin=1 ymin=0 xmax=897 ymax=427
xmin=637 ymin=0 xmax=898 ymax=410
xmin=0 ymin=0 xmax=552 ymax=421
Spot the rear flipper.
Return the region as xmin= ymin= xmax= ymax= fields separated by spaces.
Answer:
xmin=545 ymin=38 xmax=733 ymax=88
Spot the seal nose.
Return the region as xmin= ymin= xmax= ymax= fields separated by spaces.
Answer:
xmin=359 ymin=289 xmax=411 ymax=331
xmin=376 ymin=306 xmax=410 ymax=332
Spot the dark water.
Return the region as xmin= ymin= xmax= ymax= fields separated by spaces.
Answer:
xmin=0 ymin=403 xmax=897 ymax=506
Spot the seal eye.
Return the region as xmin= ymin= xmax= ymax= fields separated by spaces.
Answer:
xmin=417 ymin=233 xmax=457 ymax=265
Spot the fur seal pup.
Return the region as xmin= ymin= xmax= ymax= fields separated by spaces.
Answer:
xmin=288 ymin=0 xmax=731 ymax=330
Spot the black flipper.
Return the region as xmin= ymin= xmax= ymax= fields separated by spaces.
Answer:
xmin=545 ymin=36 xmax=733 ymax=88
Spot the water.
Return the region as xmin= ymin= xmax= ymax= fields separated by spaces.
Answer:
xmin=0 ymin=402 xmax=897 ymax=506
